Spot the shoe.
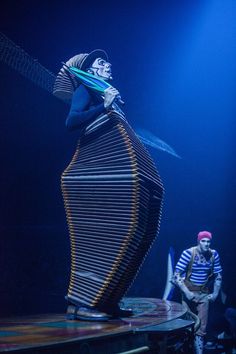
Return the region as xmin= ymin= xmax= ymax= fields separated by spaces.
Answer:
xmin=66 ymin=305 xmax=111 ymax=321
xmin=117 ymin=307 xmax=133 ymax=317
xmin=109 ymin=305 xmax=133 ymax=318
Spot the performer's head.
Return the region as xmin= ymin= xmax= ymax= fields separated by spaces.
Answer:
xmin=197 ymin=231 xmax=212 ymax=252
xmin=53 ymin=49 xmax=111 ymax=101
xmin=78 ymin=49 xmax=112 ymax=80
xmin=87 ymin=57 xmax=112 ymax=80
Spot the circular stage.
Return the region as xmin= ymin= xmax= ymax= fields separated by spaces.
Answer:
xmin=0 ymin=298 xmax=188 ymax=353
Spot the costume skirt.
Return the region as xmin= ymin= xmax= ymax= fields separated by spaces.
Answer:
xmin=61 ymin=113 xmax=164 ymax=311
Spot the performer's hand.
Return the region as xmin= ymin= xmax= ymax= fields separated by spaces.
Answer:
xmin=104 ymin=86 xmax=120 ymax=109
xmin=207 ymin=293 xmax=217 ymax=302
xmin=185 ymin=290 xmax=195 ymax=301
xmin=193 ymin=293 xmax=209 ymax=303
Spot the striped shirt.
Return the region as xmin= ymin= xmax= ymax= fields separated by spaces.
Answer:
xmin=175 ymin=248 xmax=222 ymax=286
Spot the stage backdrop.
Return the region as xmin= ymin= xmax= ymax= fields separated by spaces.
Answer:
xmin=0 ymin=0 xmax=235 ymax=321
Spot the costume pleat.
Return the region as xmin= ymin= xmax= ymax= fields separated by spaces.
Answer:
xmin=61 ymin=113 xmax=164 ymax=310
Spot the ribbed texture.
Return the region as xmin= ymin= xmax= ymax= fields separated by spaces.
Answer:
xmin=61 ymin=113 xmax=164 ymax=311
xmin=53 ymin=49 xmax=108 ymax=102
xmin=53 ymin=54 xmax=88 ymax=102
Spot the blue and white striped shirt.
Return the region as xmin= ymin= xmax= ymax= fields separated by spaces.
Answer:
xmin=175 ymin=248 xmax=222 ymax=286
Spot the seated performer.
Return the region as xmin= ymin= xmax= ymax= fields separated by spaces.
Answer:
xmin=53 ymin=50 xmax=164 ymax=321
xmin=173 ymin=231 xmax=222 ymax=354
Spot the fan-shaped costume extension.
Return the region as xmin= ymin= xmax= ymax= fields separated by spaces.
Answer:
xmin=54 ymin=50 xmax=164 ymax=317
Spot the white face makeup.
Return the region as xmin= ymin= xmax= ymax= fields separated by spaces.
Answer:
xmin=198 ymin=238 xmax=211 ymax=253
xmin=88 ymin=58 xmax=112 ymax=80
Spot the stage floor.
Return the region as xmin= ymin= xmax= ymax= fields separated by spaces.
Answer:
xmin=0 ymin=298 xmax=187 ymax=353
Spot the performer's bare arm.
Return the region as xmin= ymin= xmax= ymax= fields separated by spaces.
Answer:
xmin=207 ymin=273 xmax=222 ymax=302
xmin=173 ymin=270 xmax=196 ymax=300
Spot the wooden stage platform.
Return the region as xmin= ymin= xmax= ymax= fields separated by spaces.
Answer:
xmin=0 ymin=298 xmax=195 ymax=353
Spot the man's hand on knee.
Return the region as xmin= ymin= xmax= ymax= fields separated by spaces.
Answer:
xmin=207 ymin=293 xmax=217 ymax=302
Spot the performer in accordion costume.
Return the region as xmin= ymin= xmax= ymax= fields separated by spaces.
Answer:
xmin=54 ymin=50 xmax=164 ymax=321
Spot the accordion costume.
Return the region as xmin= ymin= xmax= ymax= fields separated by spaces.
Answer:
xmin=54 ymin=50 xmax=164 ymax=316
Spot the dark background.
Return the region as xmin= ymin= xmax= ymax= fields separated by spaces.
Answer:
xmin=0 ymin=0 xmax=235 ymax=334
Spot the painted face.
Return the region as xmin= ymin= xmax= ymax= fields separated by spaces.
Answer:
xmin=88 ymin=58 xmax=112 ymax=80
xmin=198 ymin=238 xmax=211 ymax=253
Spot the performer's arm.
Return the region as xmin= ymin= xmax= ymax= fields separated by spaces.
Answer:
xmin=66 ymin=85 xmax=120 ymax=131
xmin=173 ymin=270 xmax=196 ymax=300
xmin=173 ymin=249 xmax=196 ymax=300
xmin=207 ymin=251 xmax=223 ymax=302
xmin=208 ymin=272 xmax=222 ymax=302
xmin=66 ymin=85 xmax=105 ymax=131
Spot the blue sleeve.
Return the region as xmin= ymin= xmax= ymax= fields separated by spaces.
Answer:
xmin=65 ymin=85 xmax=106 ymax=131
